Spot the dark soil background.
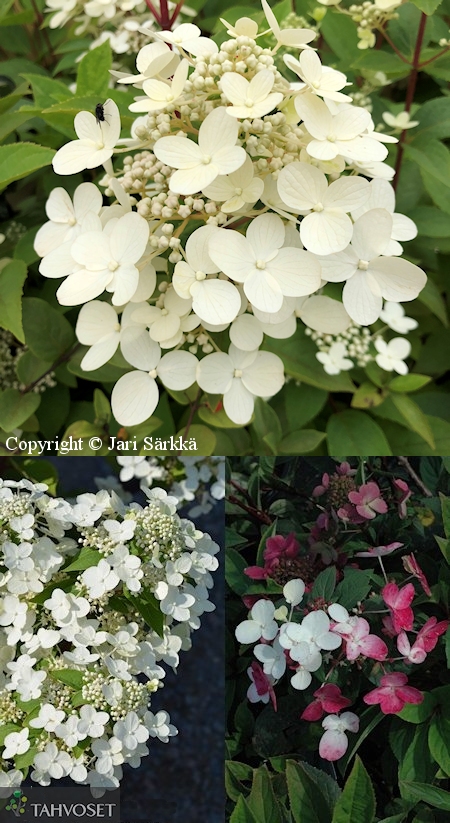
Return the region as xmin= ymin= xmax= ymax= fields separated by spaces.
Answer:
xmin=43 ymin=457 xmax=225 ymax=823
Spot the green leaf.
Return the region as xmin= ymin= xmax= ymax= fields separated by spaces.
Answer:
xmin=267 ymin=328 xmax=355 ymax=392
xmin=50 ymin=670 xmax=85 ymax=689
xmin=250 ymin=398 xmax=282 ymax=453
xmin=352 ymin=48 xmax=410 ymax=78
xmin=398 ymin=692 xmax=437 ymax=724
xmin=408 ymin=206 xmax=450 ymax=237
xmin=21 ymin=73 xmax=72 ymax=108
xmin=22 ymin=297 xmax=74 ymax=362
xmin=126 ymin=592 xmax=164 ymax=638
xmin=390 ymin=393 xmax=435 ymax=449
xmin=230 ymin=795 xmax=258 ymax=823
xmin=225 ymin=761 xmax=253 ymax=803
xmin=0 ymin=389 xmax=40 ymax=431
xmin=225 ymin=548 xmax=249 ymax=597
xmin=351 ymin=381 xmax=385 ymax=409
xmin=64 ymin=546 xmax=102 ymax=572
xmin=15 ymin=746 xmax=38 ymax=770
xmin=0 ymin=259 xmax=27 ymax=342
xmin=16 ymin=351 xmax=53 ymax=387
xmin=382 ymin=416 xmax=450 ymax=454
xmin=428 ymin=715 xmax=450 ymax=775
xmin=435 ymin=535 xmax=450 ymax=562
xmin=399 ymin=723 xmax=437 ymax=787
xmin=389 ymin=374 xmax=431 ymax=392
xmin=174 ymin=423 xmax=216 ymax=455
xmin=311 ymin=567 xmax=336 ymax=601
xmin=405 ymin=141 xmax=450 ymax=187
xmin=0 ymin=109 xmax=35 ymax=142
xmin=274 ymin=382 xmax=327 ymax=430
xmin=413 ymin=96 xmax=450 ymax=141
xmin=62 ymin=421 xmax=108 ymax=455
xmin=320 ymin=11 xmax=359 ymax=62
xmin=286 ymin=759 xmax=333 ymax=823
xmin=439 ymin=492 xmax=450 ymax=539
xmin=399 ymin=782 xmax=450 ymax=810
xmin=332 ymin=756 xmax=376 ymax=823
xmin=339 ymin=708 xmax=384 ymax=774
xmin=410 ymin=0 xmax=442 ymax=14
xmin=279 ymin=429 xmax=326 ymax=454
xmin=14 ymin=226 xmax=40 ymax=266
xmin=93 ymin=389 xmax=111 ymax=426
xmin=76 ymin=41 xmax=112 ymax=98
xmin=0 ymin=82 xmax=29 ymax=114
xmin=417 ymin=279 xmax=448 ymax=327
xmin=246 ymin=766 xmax=284 ymax=823
xmin=0 ymin=142 xmax=55 ymax=189
xmin=327 ymin=410 xmax=392 ymax=455
xmin=334 ymin=568 xmax=373 ymax=610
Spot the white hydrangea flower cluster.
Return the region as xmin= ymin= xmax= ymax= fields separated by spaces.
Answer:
xmin=116 ymin=455 xmax=225 ymax=516
xmin=316 ymin=0 xmax=402 ymax=50
xmin=236 ymin=579 xmax=342 ymax=693
xmin=44 ymin=0 xmax=197 ymax=57
xmin=0 ymin=478 xmax=219 ymax=790
xmin=34 ymin=3 xmax=427 ymax=427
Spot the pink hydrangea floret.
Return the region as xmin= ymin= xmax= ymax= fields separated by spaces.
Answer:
xmin=363 ymin=672 xmax=423 ymax=714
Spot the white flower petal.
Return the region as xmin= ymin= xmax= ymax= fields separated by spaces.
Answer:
xmin=325 ymin=176 xmax=370 ymax=212
xmin=186 ymin=225 xmax=220 ymax=274
xmin=153 ymin=135 xmax=201 ymax=169
xmin=277 ymin=162 xmax=326 ymax=211
xmin=244 ymin=268 xmax=283 ymax=313
xmin=230 ymin=314 xmax=264 ymax=351
xmin=191 ymin=279 xmax=241 ymax=324
xmin=110 ymin=263 xmax=139 ymax=306
xmin=299 ymin=295 xmax=352 ymax=333
xmin=246 ymin=213 xmax=284 ymax=258
xmin=198 ymin=106 xmax=239 ymax=155
xmin=120 ymin=326 xmax=160 ymax=370
xmin=224 ymin=378 xmax=255 ymax=425
xmin=391 ymin=213 xmax=417 ymax=242
xmin=196 ymin=353 xmax=233 ymax=393
xmin=301 ymin=211 xmax=352 ymax=255
xmin=342 ymin=271 xmax=383 ymax=325
xmin=111 ymin=371 xmax=159 ymax=427
xmin=235 ymin=619 xmax=263 ymax=644
xmin=208 ymin=229 xmax=253 ymax=282
xmin=157 ymin=350 xmax=198 ymax=389
xmin=73 ymin=182 xmax=103 ymax=220
xmin=370 ymin=256 xmax=427 ymax=302
xmin=242 ymin=351 xmax=284 ymax=397
xmin=351 ymin=209 xmax=392 ymax=259
xmin=39 ymin=241 xmax=76 ymax=279
xmin=76 ymin=300 xmax=118 ymax=344
xmin=110 ymin=212 xmax=149 ymax=265
xmin=56 ymin=270 xmax=110 ymax=305
xmin=267 ymin=248 xmax=322 ymax=296
xmin=80 ymin=333 xmax=120 ymax=371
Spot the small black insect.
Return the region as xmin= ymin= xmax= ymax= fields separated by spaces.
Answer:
xmin=95 ymin=101 xmax=111 ymax=124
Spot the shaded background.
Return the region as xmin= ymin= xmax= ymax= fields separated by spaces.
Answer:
xmin=39 ymin=457 xmax=225 ymax=823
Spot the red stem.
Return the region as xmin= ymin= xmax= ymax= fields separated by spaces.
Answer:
xmin=159 ymin=0 xmax=171 ymax=29
xmin=169 ymin=0 xmax=185 ymax=26
xmin=143 ymin=0 xmax=161 ymax=25
xmin=419 ymin=45 xmax=450 ymax=69
xmin=393 ymin=12 xmax=427 ymax=192
xmin=379 ymin=29 xmax=411 ymax=65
